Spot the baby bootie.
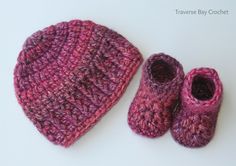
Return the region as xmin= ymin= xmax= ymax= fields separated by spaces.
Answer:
xmin=171 ymin=68 xmax=223 ymax=148
xmin=128 ymin=53 xmax=184 ymax=138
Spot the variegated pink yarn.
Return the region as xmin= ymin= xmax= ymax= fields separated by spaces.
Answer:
xmin=171 ymin=68 xmax=223 ymax=148
xmin=128 ymin=53 xmax=184 ymax=138
xmin=14 ymin=19 xmax=143 ymax=147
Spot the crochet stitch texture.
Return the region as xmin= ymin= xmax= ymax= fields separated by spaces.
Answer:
xmin=128 ymin=53 xmax=184 ymax=138
xmin=14 ymin=19 xmax=143 ymax=147
xmin=171 ymin=68 xmax=223 ymax=148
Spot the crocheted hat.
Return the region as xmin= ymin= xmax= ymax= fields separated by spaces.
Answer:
xmin=171 ymin=68 xmax=223 ymax=148
xmin=128 ymin=53 xmax=184 ymax=138
xmin=14 ymin=19 xmax=143 ymax=147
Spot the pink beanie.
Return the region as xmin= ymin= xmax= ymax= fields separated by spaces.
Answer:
xmin=14 ymin=19 xmax=143 ymax=147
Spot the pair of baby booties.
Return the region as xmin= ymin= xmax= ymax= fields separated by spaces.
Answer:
xmin=128 ymin=54 xmax=223 ymax=148
xmin=14 ymin=19 xmax=223 ymax=148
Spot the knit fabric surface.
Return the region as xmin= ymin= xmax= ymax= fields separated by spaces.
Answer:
xmin=171 ymin=68 xmax=223 ymax=148
xmin=14 ymin=19 xmax=143 ymax=147
xmin=128 ymin=53 xmax=184 ymax=138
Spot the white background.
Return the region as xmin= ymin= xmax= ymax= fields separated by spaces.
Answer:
xmin=0 ymin=0 xmax=235 ymax=166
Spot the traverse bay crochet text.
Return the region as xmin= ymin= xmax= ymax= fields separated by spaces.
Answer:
xmin=175 ymin=9 xmax=229 ymax=16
